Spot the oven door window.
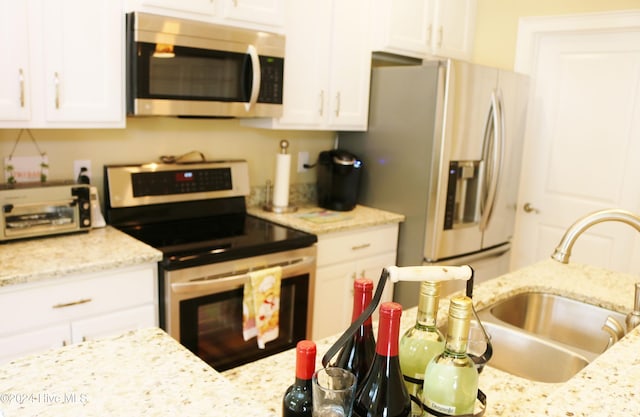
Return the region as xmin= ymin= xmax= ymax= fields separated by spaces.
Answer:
xmin=179 ymin=274 xmax=308 ymax=371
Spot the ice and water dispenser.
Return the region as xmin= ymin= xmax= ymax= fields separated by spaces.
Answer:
xmin=444 ymin=160 xmax=483 ymax=230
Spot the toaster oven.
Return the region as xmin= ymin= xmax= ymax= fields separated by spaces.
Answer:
xmin=0 ymin=182 xmax=91 ymax=242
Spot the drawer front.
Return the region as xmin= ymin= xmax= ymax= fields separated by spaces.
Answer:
xmin=316 ymin=224 xmax=399 ymax=266
xmin=71 ymin=304 xmax=157 ymax=344
xmin=0 ymin=265 xmax=156 ymax=336
xmin=0 ymin=323 xmax=70 ymax=365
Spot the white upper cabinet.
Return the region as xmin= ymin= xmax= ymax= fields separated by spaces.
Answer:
xmin=221 ymin=0 xmax=284 ymax=28
xmin=130 ymin=0 xmax=284 ymax=31
xmin=244 ymin=0 xmax=372 ymax=131
xmin=0 ymin=0 xmax=125 ymax=128
xmin=0 ymin=2 xmax=30 ymax=122
xmin=433 ymin=0 xmax=477 ymax=59
xmin=137 ymin=0 xmax=216 ymax=17
xmin=371 ymin=0 xmax=476 ymax=61
xmin=370 ymin=0 xmax=432 ymax=59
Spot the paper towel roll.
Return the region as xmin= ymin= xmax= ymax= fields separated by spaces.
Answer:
xmin=272 ymin=153 xmax=291 ymax=208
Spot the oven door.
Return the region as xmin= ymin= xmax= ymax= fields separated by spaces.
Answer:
xmin=163 ymin=246 xmax=316 ymax=371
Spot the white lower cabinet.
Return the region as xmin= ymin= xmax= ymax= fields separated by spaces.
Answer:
xmin=0 ymin=263 xmax=158 ymax=364
xmin=312 ymin=224 xmax=399 ymax=340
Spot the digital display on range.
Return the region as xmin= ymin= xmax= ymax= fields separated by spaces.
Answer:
xmin=131 ymin=168 xmax=233 ymax=197
xmin=176 ymin=171 xmax=194 ymax=182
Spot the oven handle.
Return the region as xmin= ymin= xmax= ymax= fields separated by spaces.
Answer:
xmin=170 ymin=255 xmax=315 ymax=295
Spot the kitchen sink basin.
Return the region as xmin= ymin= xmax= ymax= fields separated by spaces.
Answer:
xmin=478 ymin=321 xmax=589 ymax=383
xmin=453 ymin=291 xmax=628 ymax=383
xmin=487 ymin=291 xmax=626 ymax=354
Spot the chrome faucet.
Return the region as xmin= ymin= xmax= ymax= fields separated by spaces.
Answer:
xmin=551 ymin=208 xmax=640 ymax=264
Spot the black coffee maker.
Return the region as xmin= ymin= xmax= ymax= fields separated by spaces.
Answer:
xmin=317 ymin=149 xmax=362 ymax=211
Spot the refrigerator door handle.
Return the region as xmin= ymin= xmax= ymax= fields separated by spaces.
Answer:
xmin=479 ymin=90 xmax=505 ymax=232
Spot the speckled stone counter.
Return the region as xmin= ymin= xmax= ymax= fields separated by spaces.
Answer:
xmin=224 ymin=260 xmax=640 ymax=417
xmin=0 ymin=327 xmax=273 ymax=417
xmin=248 ymin=204 xmax=405 ymax=234
xmin=0 ymin=226 xmax=162 ymax=288
xmin=1 ymin=250 xmax=638 ymax=416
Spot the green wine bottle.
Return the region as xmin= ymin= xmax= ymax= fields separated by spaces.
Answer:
xmin=399 ymin=281 xmax=445 ymax=417
xmin=423 ymin=296 xmax=478 ymax=416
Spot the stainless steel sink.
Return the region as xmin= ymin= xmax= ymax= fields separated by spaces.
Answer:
xmin=487 ymin=291 xmax=626 ymax=354
xmin=478 ymin=321 xmax=589 ymax=383
xmin=465 ymin=291 xmax=627 ymax=383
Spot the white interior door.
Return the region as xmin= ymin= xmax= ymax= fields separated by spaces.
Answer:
xmin=512 ymin=13 xmax=640 ymax=273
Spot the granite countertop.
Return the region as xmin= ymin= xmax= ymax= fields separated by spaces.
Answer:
xmin=0 ymin=261 xmax=638 ymax=416
xmin=0 ymin=327 xmax=270 ymax=417
xmin=0 ymin=226 xmax=162 ymax=288
xmin=248 ymin=204 xmax=405 ymax=235
xmin=224 ymin=260 xmax=640 ymax=417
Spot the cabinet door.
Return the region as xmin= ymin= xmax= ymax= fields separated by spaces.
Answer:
xmin=221 ymin=0 xmax=283 ymax=28
xmin=71 ymin=304 xmax=157 ymax=344
xmin=276 ymin=0 xmax=329 ymax=127
xmin=0 ymin=2 xmax=30 ymax=121
xmin=358 ymin=252 xmax=396 ymax=320
xmin=313 ymin=262 xmax=355 ymax=340
xmin=0 ymin=324 xmax=70 ymax=365
xmin=41 ymin=0 xmax=124 ymax=126
xmin=371 ymin=0 xmax=432 ymax=58
xmin=431 ymin=0 xmax=476 ymax=60
xmin=138 ymin=0 xmax=217 ymax=16
xmin=326 ymin=0 xmax=371 ymax=130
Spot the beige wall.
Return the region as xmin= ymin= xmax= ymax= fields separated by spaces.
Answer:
xmin=4 ymin=1 xmax=640 ymax=194
xmin=473 ymin=0 xmax=640 ymax=70
xmin=0 ymin=120 xmax=333 ymax=197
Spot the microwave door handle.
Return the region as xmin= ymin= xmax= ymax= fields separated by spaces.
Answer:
xmin=244 ymin=45 xmax=261 ymax=112
xmin=479 ymin=90 xmax=505 ymax=232
xmin=170 ymin=255 xmax=315 ymax=295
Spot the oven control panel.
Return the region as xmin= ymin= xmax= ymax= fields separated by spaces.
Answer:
xmin=105 ymin=160 xmax=250 ymax=208
xmin=132 ymin=168 xmax=232 ymax=197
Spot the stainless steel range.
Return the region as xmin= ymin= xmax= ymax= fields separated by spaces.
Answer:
xmin=104 ymin=160 xmax=317 ymax=371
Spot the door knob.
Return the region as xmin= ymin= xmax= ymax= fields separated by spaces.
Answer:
xmin=523 ymin=203 xmax=540 ymax=214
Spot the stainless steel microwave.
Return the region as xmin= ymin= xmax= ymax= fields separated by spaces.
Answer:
xmin=126 ymin=12 xmax=285 ymax=118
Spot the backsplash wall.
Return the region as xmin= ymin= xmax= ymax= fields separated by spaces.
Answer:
xmin=0 ymin=117 xmax=334 ymax=205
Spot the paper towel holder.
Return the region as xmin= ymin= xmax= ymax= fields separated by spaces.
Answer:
xmin=264 ymin=140 xmax=298 ymax=213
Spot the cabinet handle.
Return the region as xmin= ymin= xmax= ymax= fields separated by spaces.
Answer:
xmin=351 ymin=243 xmax=371 ymax=251
xmin=335 ymin=92 xmax=341 ymax=117
xmin=54 ymin=72 xmax=60 ymax=109
xmin=19 ymin=68 xmax=25 ymax=108
xmin=62 ymin=340 xmax=68 ymax=347
xmin=52 ymin=298 xmax=92 ymax=309
xmin=437 ymin=26 xmax=443 ymax=48
xmin=318 ymin=90 xmax=324 ymax=116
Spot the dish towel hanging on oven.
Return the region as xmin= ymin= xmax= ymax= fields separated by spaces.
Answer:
xmin=242 ymin=266 xmax=282 ymax=349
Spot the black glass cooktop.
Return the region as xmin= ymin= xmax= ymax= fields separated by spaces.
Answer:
xmin=117 ymin=213 xmax=317 ymax=270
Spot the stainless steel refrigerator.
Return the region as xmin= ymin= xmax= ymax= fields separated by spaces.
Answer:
xmin=339 ymin=59 xmax=529 ymax=306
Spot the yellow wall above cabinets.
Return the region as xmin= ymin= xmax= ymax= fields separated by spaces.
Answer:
xmin=473 ymin=0 xmax=640 ymax=70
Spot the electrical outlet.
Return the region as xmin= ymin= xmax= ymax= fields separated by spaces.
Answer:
xmin=297 ymin=151 xmax=310 ymax=173
xmin=73 ymin=160 xmax=92 ymax=184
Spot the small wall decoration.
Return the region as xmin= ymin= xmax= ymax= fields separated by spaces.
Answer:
xmin=4 ymin=129 xmax=48 ymax=184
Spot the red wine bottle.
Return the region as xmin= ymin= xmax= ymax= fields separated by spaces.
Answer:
xmin=330 ymin=278 xmax=376 ymax=388
xmin=353 ymin=302 xmax=411 ymax=417
xmin=283 ymin=340 xmax=317 ymax=417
